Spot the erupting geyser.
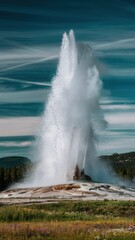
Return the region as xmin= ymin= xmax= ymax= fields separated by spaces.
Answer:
xmin=32 ymin=30 xmax=107 ymax=186
xmin=19 ymin=30 xmax=121 ymax=188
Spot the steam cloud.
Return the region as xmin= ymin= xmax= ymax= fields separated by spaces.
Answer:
xmin=17 ymin=30 xmax=126 ymax=187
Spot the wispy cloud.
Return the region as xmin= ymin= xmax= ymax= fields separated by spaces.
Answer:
xmin=98 ymin=136 xmax=135 ymax=155
xmin=0 ymin=76 xmax=51 ymax=87
xmin=0 ymin=141 xmax=32 ymax=147
xmin=102 ymin=104 xmax=135 ymax=110
xmin=95 ymin=38 xmax=135 ymax=50
xmin=0 ymin=89 xmax=50 ymax=103
xmin=108 ymin=68 xmax=135 ymax=77
xmin=97 ymin=98 xmax=135 ymax=154
xmin=105 ymin=112 xmax=135 ymax=125
xmin=0 ymin=55 xmax=58 ymax=73
xmin=0 ymin=117 xmax=41 ymax=137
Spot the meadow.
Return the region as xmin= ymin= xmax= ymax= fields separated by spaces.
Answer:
xmin=0 ymin=200 xmax=135 ymax=239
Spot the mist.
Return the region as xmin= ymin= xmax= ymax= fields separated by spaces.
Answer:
xmin=16 ymin=30 xmax=129 ymax=188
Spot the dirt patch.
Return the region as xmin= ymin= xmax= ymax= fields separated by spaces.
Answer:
xmin=51 ymin=184 xmax=80 ymax=191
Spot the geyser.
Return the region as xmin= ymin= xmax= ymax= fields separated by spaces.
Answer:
xmin=32 ymin=30 xmax=106 ymax=186
xmin=19 ymin=30 xmax=121 ymax=187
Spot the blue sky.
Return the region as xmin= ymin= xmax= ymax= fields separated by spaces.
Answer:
xmin=0 ymin=0 xmax=135 ymax=158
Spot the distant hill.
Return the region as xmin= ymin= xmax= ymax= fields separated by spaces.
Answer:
xmin=0 ymin=156 xmax=31 ymax=168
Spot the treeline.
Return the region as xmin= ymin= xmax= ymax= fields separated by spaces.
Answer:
xmin=100 ymin=152 xmax=135 ymax=180
xmin=0 ymin=157 xmax=32 ymax=191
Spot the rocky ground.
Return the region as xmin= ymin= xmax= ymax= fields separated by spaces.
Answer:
xmin=0 ymin=181 xmax=135 ymax=205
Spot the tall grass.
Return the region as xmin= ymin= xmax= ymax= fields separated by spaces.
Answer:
xmin=0 ymin=201 xmax=135 ymax=239
xmin=0 ymin=221 xmax=135 ymax=240
xmin=0 ymin=200 xmax=135 ymax=222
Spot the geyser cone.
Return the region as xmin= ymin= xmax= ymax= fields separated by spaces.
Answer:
xmin=19 ymin=30 xmax=112 ymax=188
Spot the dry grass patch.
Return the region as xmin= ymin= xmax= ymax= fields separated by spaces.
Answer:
xmin=0 ymin=221 xmax=135 ymax=240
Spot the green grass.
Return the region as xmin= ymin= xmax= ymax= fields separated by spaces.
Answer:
xmin=0 ymin=200 xmax=135 ymax=222
xmin=0 ymin=200 xmax=135 ymax=239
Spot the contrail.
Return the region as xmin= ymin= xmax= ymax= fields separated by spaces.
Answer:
xmin=0 ymin=76 xmax=51 ymax=86
xmin=0 ymin=36 xmax=45 ymax=54
xmin=0 ymin=55 xmax=58 ymax=73
xmin=95 ymin=38 xmax=135 ymax=50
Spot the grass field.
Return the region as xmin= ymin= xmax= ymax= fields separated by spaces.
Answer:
xmin=0 ymin=200 xmax=135 ymax=239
